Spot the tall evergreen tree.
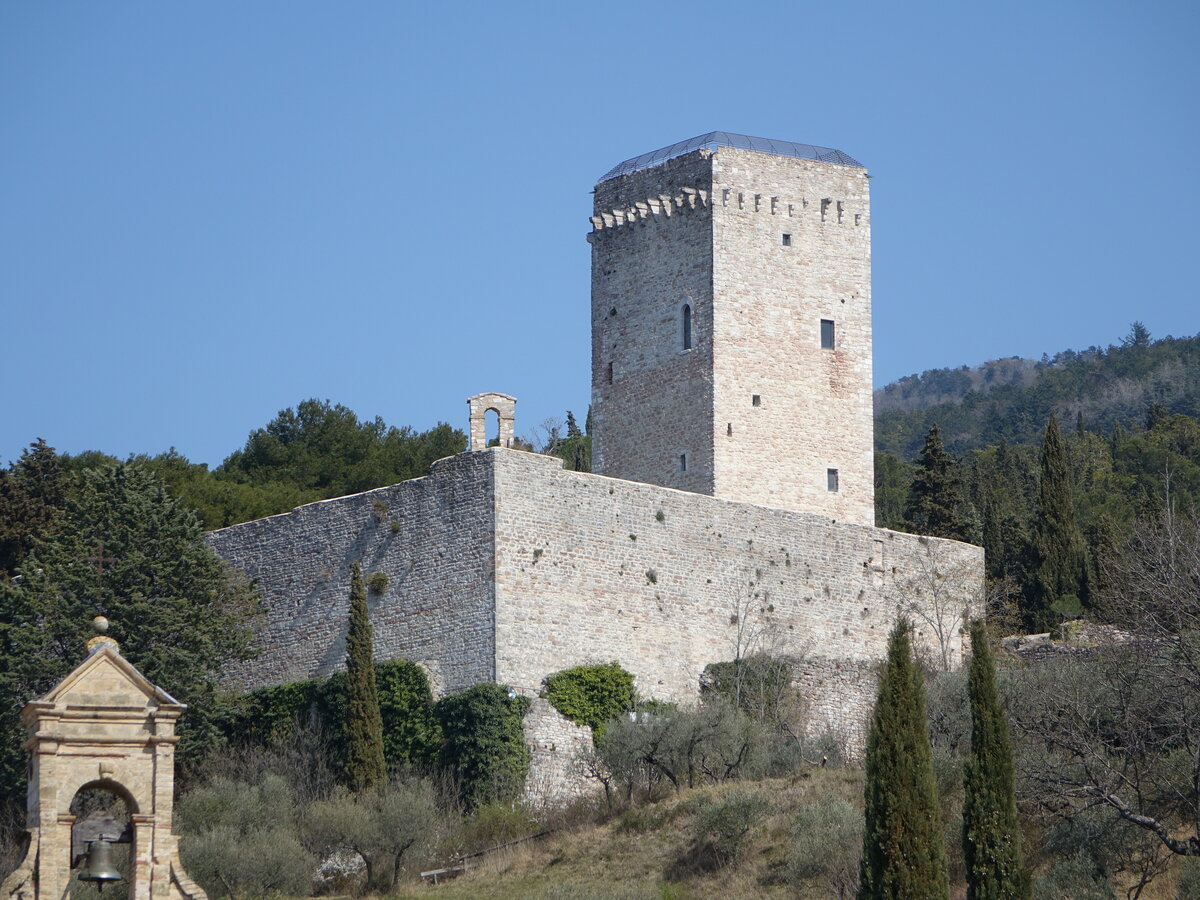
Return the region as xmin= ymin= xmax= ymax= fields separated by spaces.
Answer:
xmin=904 ymin=424 xmax=966 ymax=540
xmin=0 ymin=463 xmax=257 ymax=799
xmin=962 ymin=620 xmax=1028 ymax=900
xmin=858 ymin=620 xmax=950 ymax=900
xmin=1026 ymin=414 xmax=1091 ymax=631
xmin=0 ymin=439 xmax=66 ymax=579
xmin=343 ymin=562 xmax=386 ymax=791
xmin=565 ymin=410 xmax=582 ymax=439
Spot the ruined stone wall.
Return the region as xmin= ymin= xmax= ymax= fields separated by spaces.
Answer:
xmin=710 ymin=148 xmax=874 ymax=525
xmin=205 ymin=452 xmax=497 ymax=693
xmin=490 ymin=450 xmax=982 ymax=741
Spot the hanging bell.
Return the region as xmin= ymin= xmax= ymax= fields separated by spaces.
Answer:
xmin=79 ymin=838 xmax=123 ymax=887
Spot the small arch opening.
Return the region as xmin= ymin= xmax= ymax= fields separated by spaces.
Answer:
xmin=682 ymin=304 xmax=693 ymax=350
xmin=69 ymin=781 xmax=135 ymax=895
xmin=485 ymin=408 xmax=501 ymax=447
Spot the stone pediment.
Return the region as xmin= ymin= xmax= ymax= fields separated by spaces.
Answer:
xmin=36 ymin=642 xmax=183 ymax=713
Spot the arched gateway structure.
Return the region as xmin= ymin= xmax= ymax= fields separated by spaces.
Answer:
xmin=1 ymin=623 xmax=205 ymax=899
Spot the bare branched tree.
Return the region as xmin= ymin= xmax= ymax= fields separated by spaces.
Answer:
xmin=1011 ymin=501 xmax=1200 ymax=866
xmin=889 ymin=540 xmax=982 ymax=671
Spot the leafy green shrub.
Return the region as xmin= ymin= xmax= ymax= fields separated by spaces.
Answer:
xmin=375 ymin=661 xmax=441 ymax=767
xmin=786 ymin=795 xmax=862 ymax=899
xmin=692 ymin=788 xmax=771 ymax=863
xmin=178 ymin=773 xmax=315 ymax=899
xmin=1178 ymin=858 xmax=1200 ymax=900
xmin=461 ymin=801 xmax=539 ymax=852
xmin=542 ymin=662 xmax=636 ymax=733
xmin=701 ymin=654 xmax=794 ymax=729
xmin=367 ymin=570 xmax=388 ymax=593
xmin=1033 ymin=850 xmax=1115 ymax=900
xmin=223 ymin=659 xmax=441 ymax=780
xmin=304 ymin=776 xmax=452 ymax=893
xmin=435 ymin=684 xmax=531 ymax=808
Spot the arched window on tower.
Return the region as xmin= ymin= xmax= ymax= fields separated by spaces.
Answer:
xmin=682 ymin=304 xmax=693 ymax=350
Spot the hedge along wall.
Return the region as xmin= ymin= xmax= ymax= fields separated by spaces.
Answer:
xmin=226 ymin=659 xmax=441 ymax=776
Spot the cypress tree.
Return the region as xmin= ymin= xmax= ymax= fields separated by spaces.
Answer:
xmin=858 ymin=620 xmax=950 ymax=900
xmin=1026 ymin=414 xmax=1090 ymax=631
xmin=344 ymin=562 xmax=386 ymax=790
xmin=904 ymin=424 xmax=965 ymax=540
xmin=962 ymin=620 xmax=1028 ymax=900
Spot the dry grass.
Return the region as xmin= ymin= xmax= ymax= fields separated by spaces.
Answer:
xmin=390 ymin=769 xmax=865 ymax=900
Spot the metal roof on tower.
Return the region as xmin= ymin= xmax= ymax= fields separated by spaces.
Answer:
xmin=598 ymin=132 xmax=864 ymax=183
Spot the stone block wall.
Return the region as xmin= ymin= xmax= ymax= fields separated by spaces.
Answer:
xmin=709 ymin=148 xmax=874 ymax=525
xmin=589 ymin=145 xmax=874 ymax=526
xmin=490 ymin=451 xmax=981 ymax=740
xmin=208 ymin=448 xmax=983 ymax=789
xmin=206 ymin=451 xmax=497 ymax=693
xmin=590 ymin=151 xmax=716 ymax=496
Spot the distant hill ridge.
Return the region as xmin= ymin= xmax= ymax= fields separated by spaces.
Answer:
xmin=873 ymin=326 xmax=1200 ymax=459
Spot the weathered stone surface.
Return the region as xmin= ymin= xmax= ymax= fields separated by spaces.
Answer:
xmin=207 ymin=448 xmax=982 ymax=748
xmin=590 ymin=145 xmax=874 ymax=525
xmin=1 ymin=641 xmax=204 ymax=899
xmin=203 ymin=136 xmax=985 ymax=801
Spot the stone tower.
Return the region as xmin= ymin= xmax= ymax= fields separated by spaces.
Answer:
xmin=588 ymin=132 xmax=875 ymax=526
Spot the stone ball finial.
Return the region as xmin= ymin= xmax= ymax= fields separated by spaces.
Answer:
xmin=87 ymin=615 xmax=119 ymax=654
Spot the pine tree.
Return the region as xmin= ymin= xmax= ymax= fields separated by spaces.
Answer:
xmin=904 ymin=424 xmax=965 ymax=540
xmin=962 ymin=620 xmax=1028 ymax=900
xmin=0 ymin=439 xmax=66 ymax=578
xmin=0 ymin=462 xmax=257 ymax=799
xmin=343 ymin=562 xmax=386 ymax=791
xmin=565 ymin=411 xmax=582 ymax=439
xmin=858 ymin=620 xmax=950 ymax=900
xmin=1025 ymin=414 xmax=1090 ymax=631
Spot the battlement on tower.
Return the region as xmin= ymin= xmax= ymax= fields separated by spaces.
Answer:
xmin=590 ymin=135 xmax=874 ymax=525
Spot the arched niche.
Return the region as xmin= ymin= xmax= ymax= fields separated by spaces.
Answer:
xmin=0 ymin=632 xmax=206 ymax=899
xmin=467 ymin=392 xmax=517 ymax=451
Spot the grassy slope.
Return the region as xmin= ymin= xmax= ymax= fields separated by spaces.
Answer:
xmin=393 ymin=770 xmax=864 ymax=900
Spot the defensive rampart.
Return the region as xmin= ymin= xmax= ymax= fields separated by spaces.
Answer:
xmin=207 ymin=448 xmax=983 ymax=752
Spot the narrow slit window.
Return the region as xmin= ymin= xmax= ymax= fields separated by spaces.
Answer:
xmin=781 ymin=233 xmax=792 ymax=246
xmin=821 ymin=319 xmax=835 ymax=350
xmin=680 ymin=453 xmax=687 ymax=472
xmin=607 ymin=361 xmax=614 ymax=384
xmin=752 ymin=394 xmax=761 ymax=407
xmin=682 ymin=304 xmax=692 ymax=350
xmin=827 ymin=468 xmax=839 ymax=492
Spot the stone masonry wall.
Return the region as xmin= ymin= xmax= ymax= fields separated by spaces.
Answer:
xmin=205 ymin=452 xmax=497 ymax=693
xmin=490 ymin=450 xmax=982 ymax=742
xmin=208 ymin=448 xmax=982 ymax=791
xmin=590 ymin=151 xmax=716 ymax=496
xmin=710 ymin=148 xmax=874 ymax=525
xmin=588 ymin=146 xmax=874 ymax=525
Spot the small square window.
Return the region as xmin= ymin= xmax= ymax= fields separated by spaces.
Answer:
xmin=827 ymin=468 xmax=839 ymax=492
xmin=781 ymin=233 xmax=792 ymax=246
xmin=821 ymin=319 xmax=835 ymax=350
xmin=752 ymin=394 xmax=761 ymax=407
xmin=680 ymin=453 xmax=687 ymax=472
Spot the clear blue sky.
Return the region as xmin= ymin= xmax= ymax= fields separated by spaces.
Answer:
xmin=2 ymin=1 xmax=1196 ymax=468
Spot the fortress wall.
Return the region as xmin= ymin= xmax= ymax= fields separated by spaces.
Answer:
xmin=205 ymin=451 xmax=497 ymax=693
xmin=491 ymin=450 xmax=983 ymax=740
